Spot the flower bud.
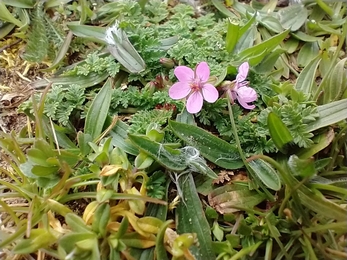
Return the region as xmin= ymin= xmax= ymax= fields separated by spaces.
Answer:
xmin=159 ymin=57 xmax=176 ymax=68
xmin=143 ymin=81 xmax=156 ymax=95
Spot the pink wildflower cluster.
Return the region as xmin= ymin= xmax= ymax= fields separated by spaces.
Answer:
xmin=168 ymin=61 xmax=257 ymax=113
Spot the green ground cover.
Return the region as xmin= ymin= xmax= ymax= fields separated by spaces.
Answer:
xmin=0 ymin=0 xmax=346 ymax=259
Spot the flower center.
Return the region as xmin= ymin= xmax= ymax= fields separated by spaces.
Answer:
xmin=190 ymin=80 xmax=201 ymax=92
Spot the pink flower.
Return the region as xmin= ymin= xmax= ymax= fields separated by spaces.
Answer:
xmin=169 ymin=62 xmax=219 ymax=114
xmin=226 ymin=62 xmax=257 ymax=110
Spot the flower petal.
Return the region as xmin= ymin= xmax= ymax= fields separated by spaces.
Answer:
xmin=237 ymin=86 xmax=257 ymax=102
xmin=169 ymin=82 xmax=191 ymax=100
xmin=236 ymin=62 xmax=249 ymax=83
xmin=186 ymin=91 xmax=203 ymax=114
xmin=195 ymin=62 xmax=210 ymax=82
xmin=236 ymin=86 xmax=257 ymax=110
xmin=238 ymin=99 xmax=255 ymax=110
xmin=201 ymin=83 xmax=218 ymax=103
xmin=174 ymin=66 xmax=194 ymax=82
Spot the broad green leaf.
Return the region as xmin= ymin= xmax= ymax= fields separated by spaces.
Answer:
xmin=239 ymin=14 xmax=256 ymax=37
xmin=32 ymin=165 xmax=59 ymax=177
xmin=306 ymin=98 xmax=347 ymax=132
xmin=0 ymin=2 xmax=24 ymax=27
xmin=121 ymin=233 xmax=156 ymax=248
xmin=30 ymin=72 xmax=109 ymax=89
xmin=297 ymin=187 xmax=347 ymax=221
xmin=255 ymin=49 xmax=285 ymax=74
xmin=234 ymin=25 xmax=257 ymax=54
xmin=319 ymin=50 xmax=331 ymax=78
xmin=85 ymin=78 xmax=113 ymax=140
xmin=77 ymin=132 xmax=92 ymax=156
xmin=267 ymin=112 xmax=293 ymax=153
xmin=110 ymin=120 xmax=139 ymax=156
xmin=278 ymin=4 xmax=308 ymax=31
xmin=296 ymin=128 xmax=334 ymax=159
xmin=1 ymin=0 xmax=34 ymax=8
xmin=13 ymin=229 xmax=58 ymax=254
xmin=59 ymin=233 xmax=97 ymax=254
xmin=128 ymin=134 xmax=186 ymax=172
xmin=288 ymin=155 xmax=316 ymax=177
xmin=248 ymin=159 xmax=281 ymax=191
xmin=238 ymin=29 xmax=289 ymax=59
xmin=135 ymin=152 xmax=154 ymax=169
xmin=67 ymin=23 xmax=106 ymax=43
xmin=294 ymin=54 xmax=321 ymax=95
xmin=176 ymin=173 xmax=215 ymax=259
xmin=159 ymin=36 xmax=178 ymax=51
xmin=226 ymin=19 xmax=240 ymax=53
xmin=291 ymin=31 xmax=322 ymax=42
xmin=0 ymin=23 xmax=16 ymax=39
xmin=323 ymin=57 xmax=347 ymax=103
xmin=42 ymin=31 xmax=73 ymax=71
xmin=297 ymin=42 xmax=320 ymax=67
xmin=258 ymin=14 xmax=284 ymax=33
xmin=208 ymin=183 xmax=266 ymax=213
xmin=210 ymin=0 xmax=238 ymax=18
xmin=282 ymin=38 xmax=299 ymax=54
xmin=169 ymin=120 xmax=243 ymax=169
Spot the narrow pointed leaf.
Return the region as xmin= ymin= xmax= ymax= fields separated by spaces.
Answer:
xmin=295 ymin=54 xmax=321 ymax=95
xmin=169 ymin=120 xmax=243 ymax=169
xmin=306 ymin=98 xmax=347 ymax=132
xmin=85 ymin=78 xmax=113 ymax=140
xmin=248 ymin=159 xmax=281 ymax=191
xmin=267 ymin=112 xmax=293 ymax=153
xmin=176 ymin=173 xmax=215 ymax=259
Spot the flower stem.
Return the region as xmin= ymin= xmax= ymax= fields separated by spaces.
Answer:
xmin=227 ymin=101 xmax=247 ymax=163
xmin=227 ymin=101 xmax=274 ymax=200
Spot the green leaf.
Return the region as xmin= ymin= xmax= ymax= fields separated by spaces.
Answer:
xmin=267 ymin=112 xmax=293 ymax=153
xmin=210 ymin=0 xmax=238 ymax=18
xmin=176 ymin=173 xmax=215 ymax=259
xmin=31 ymin=72 xmax=109 ymax=89
xmin=13 ymin=229 xmax=58 ymax=254
xmin=169 ymin=120 xmax=243 ymax=169
xmin=248 ymin=159 xmax=281 ymax=191
xmin=306 ymin=98 xmax=347 ymax=132
xmin=77 ymin=132 xmax=92 ymax=155
xmin=255 ymin=49 xmax=285 ymax=74
xmin=291 ymin=31 xmax=322 ymax=42
xmin=128 ymin=134 xmax=186 ymax=172
xmin=0 ymin=2 xmax=24 ymax=27
xmin=323 ymin=57 xmax=347 ymax=103
xmin=296 ymin=128 xmax=334 ymax=159
xmin=110 ymin=120 xmax=139 ymax=156
xmin=155 ymin=220 xmax=172 ymax=260
xmin=238 ymin=29 xmax=290 ymax=59
xmin=67 ymin=23 xmax=106 ymax=43
xmin=42 ymin=31 xmax=73 ymax=71
xmin=32 ymin=165 xmax=59 ymax=177
xmin=278 ymin=4 xmax=308 ymax=31
xmin=297 ymin=42 xmax=320 ymax=67
xmin=1 ymin=0 xmax=34 ymax=8
xmin=294 ymin=54 xmax=321 ymax=95
xmin=226 ymin=19 xmax=240 ymax=53
xmin=288 ymin=155 xmax=316 ymax=177
xmin=85 ymin=79 xmax=113 ymax=140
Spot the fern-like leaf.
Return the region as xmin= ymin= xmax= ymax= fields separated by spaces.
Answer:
xmin=23 ymin=5 xmax=48 ymax=62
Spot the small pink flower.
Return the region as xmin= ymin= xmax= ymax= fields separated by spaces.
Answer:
xmin=169 ymin=62 xmax=219 ymax=114
xmin=226 ymin=62 xmax=257 ymax=110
